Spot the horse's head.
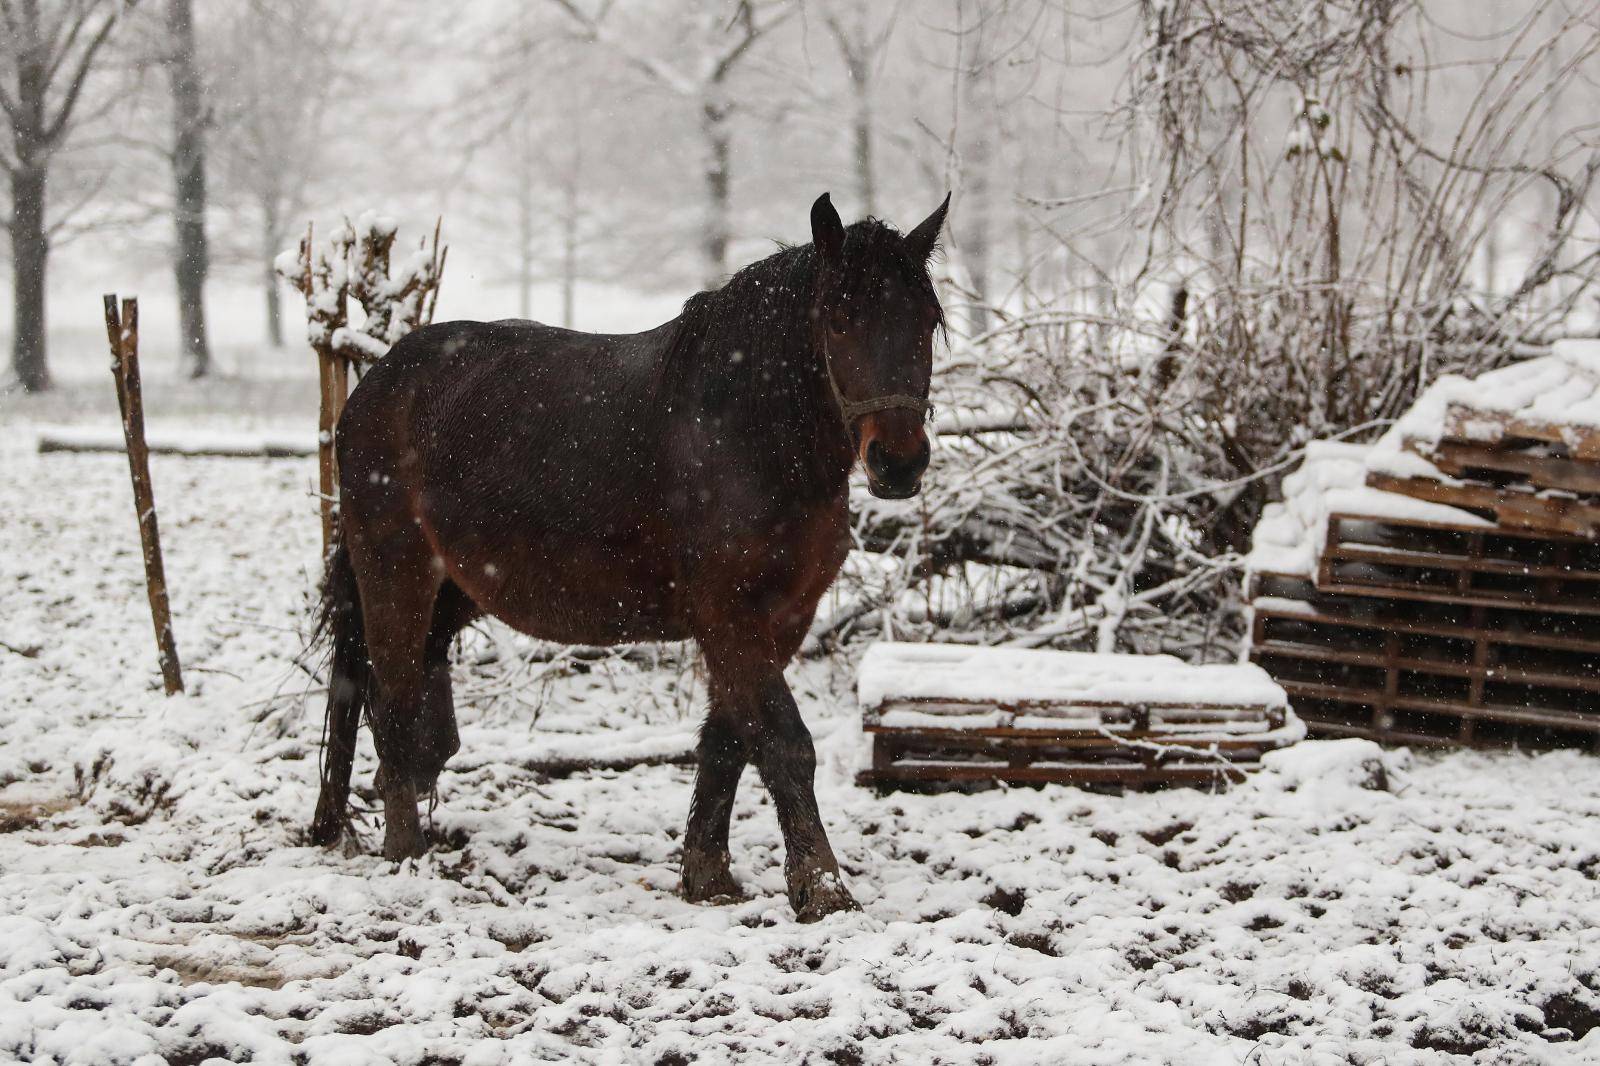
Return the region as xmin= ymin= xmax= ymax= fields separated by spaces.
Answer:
xmin=809 ymin=192 xmax=949 ymax=500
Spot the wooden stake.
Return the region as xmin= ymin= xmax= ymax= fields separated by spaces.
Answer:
xmin=103 ymin=294 xmax=184 ymax=696
xmin=316 ymin=343 xmax=339 ymax=551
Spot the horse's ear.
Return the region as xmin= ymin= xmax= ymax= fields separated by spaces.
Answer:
xmin=811 ymin=192 xmax=845 ymax=266
xmin=904 ymin=192 xmax=951 ymax=263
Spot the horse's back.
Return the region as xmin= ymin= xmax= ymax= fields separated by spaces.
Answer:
xmin=343 ymin=318 xmax=666 ymax=470
xmin=336 ymin=318 xmax=688 ymax=644
xmin=357 ymin=317 xmax=656 ymax=411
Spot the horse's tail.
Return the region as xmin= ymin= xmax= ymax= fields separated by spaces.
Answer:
xmin=309 ymin=534 xmax=371 ymax=846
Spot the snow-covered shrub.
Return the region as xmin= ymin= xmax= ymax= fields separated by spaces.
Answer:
xmin=274 ymin=211 xmax=446 ymax=366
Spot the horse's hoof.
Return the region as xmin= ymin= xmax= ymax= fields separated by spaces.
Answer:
xmin=382 ymin=829 xmax=429 ymax=863
xmin=680 ymin=858 xmax=746 ymax=904
xmin=682 ymin=884 xmax=747 ymax=905
xmin=791 ymin=870 xmax=861 ymax=923
xmin=309 ymin=818 xmax=342 ymax=848
xmin=308 ymin=799 xmax=347 ymax=848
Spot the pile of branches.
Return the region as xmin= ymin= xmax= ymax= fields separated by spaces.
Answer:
xmin=817 ymin=329 xmax=1250 ymax=662
xmin=821 ymin=0 xmax=1600 ymax=661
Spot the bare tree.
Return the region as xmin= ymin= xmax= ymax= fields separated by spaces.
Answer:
xmin=500 ymin=69 xmax=588 ymax=327
xmin=162 ymin=0 xmax=207 ymax=375
xmin=820 ymin=1 xmax=902 ymax=217
xmin=908 ymin=0 xmax=1022 ymax=338
xmin=549 ymin=0 xmax=790 ymax=287
xmin=0 ymin=0 xmax=127 ymax=391
xmin=209 ymin=0 xmax=352 ymax=348
xmin=958 ymin=27 xmax=993 ymax=336
xmin=449 ymin=5 xmax=597 ymax=325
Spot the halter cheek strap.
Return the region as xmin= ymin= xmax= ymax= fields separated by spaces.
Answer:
xmin=821 ymin=334 xmax=933 ymax=425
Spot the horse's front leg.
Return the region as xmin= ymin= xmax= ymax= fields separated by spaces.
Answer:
xmin=680 ymin=698 xmax=748 ymax=902
xmin=693 ymin=627 xmax=859 ymax=921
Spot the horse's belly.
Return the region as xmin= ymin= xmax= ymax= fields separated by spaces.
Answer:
xmin=447 ymin=541 xmax=687 ymax=646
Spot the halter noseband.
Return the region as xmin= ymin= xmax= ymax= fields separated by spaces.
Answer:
xmin=821 ymin=333 xmax=933 ymax=425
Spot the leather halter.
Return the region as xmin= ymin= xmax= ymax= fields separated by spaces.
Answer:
xmin=820 ymin=333 xmax=933 ymax=425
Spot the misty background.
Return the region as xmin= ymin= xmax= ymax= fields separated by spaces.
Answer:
xmin=4 ymin=0 xmax=1587 ymax=377
xmin=4 ymin=0 xmax=1600 ymax=653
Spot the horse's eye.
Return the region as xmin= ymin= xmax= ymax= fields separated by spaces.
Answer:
xmin=830 ymin=312 xmax=851 ymax=335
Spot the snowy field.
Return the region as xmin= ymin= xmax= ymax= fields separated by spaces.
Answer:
xmin=3 ymin=412 xmax=1600 ymax=1064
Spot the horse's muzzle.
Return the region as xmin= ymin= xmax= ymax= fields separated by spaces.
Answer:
xmin=867 ymin=475 xmax=922 ymax=500
xmin=864 ymin=435 xmax=929 ymax=500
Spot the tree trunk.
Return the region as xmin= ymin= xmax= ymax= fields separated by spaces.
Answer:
xmin=10 ymin=165 xmax=50 ymax=393
xmin=516 ymin=173 xmax=534 ymax=319
xmin=513 ymin=99 xmax=536 ymax=320
xmin=701 ymin=99 xmax=731 ymax=287
xmin=264 ymin=259 xmax=283 ymax=350
xmin=167 ymin=0 xmax=211 ymax=377
xmin=846 ymin=55 xmax=875 ymax=217
xmin=561 ymin=176 xmax=578 ymax=329
xmin=510 ymin=4 xmax=535 ymax=320
xmin=261 ymin=198 xmax=283 ymax=348
xmin=962 ymin=62 xmax=992 ymax=337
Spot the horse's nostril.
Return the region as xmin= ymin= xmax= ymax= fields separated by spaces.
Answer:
xmin=866 ymin=439 xmax=887 ymax=475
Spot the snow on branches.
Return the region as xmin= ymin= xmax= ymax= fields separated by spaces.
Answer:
xmin=275 ymin=211 xmax=447 ymax=365
xmin=274 ymin=212 xmax=446 ymax=549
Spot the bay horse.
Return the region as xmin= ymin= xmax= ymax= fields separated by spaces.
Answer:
xmin=308 ymin=192 xmax=948 ymax=921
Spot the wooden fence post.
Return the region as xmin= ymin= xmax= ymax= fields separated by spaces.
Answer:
xmin=316 ymin=340 xmax=342 ymax=551
xmin=103 ymin=294 xmax=184 ymax=696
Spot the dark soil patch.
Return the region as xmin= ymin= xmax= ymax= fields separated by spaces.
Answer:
xmin=982 ymin=886 xmax=1027 ymax=917
xmin=1007 ymin=932 xmax=1058 ymax=956
xmin=1219 ymin=881 xmax=1258 ymax=903
xmin=1141 ymin=822 xmax=1193 ymax=847
xmin=1542 ymin=993 xmax=1600 ymax=1040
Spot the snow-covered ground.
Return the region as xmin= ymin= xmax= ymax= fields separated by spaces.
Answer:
xmin=4 ymin=416 xmax=1600 ymax=1064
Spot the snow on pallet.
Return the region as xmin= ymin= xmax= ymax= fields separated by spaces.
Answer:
xmin=1405 ymin=339 xmax=1600 ymax=456
xmin=856 ymin=642 xmax=1305 ymax=788
xmin=1246 ymin=361 xmax=1600 ymax=750
xmin=1366 ymin=339 xmax=1600 ymax=536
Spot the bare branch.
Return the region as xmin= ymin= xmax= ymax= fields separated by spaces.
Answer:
xmin=41 ymin=5 xmax=122 ymax=146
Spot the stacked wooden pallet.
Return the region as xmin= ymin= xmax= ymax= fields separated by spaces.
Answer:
xmin=1369 ymin=350 xmax=1600 ymax=536
xmin=1247 ymin=341 xmax=1600 ymax=750
xmin=856 ymin=642 xmax=1304 ymax=789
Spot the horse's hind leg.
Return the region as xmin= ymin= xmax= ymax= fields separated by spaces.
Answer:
xmin=419 ymin=581 xmax=478 ymax=806
xmin=347 ymin=536 xmax=444 ymax=861
xmin=310 ymin=542 xmax=367 ymax=847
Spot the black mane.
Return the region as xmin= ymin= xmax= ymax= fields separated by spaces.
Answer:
xmin=662 ymin=218 xmax=941 ymax=395
xmin=656 ymin=219 xmax=938 ymax=493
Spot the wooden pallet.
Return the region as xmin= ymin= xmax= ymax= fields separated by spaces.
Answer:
xmin=1417 ymin=438 xmax=1600 ymax=496
xmin=1441 ymin=404 xmax=1600 ymax=462
xmin=856 ymin=644 xmax=1303 ymax=790
xmin=1366 ymin=471 xmax=1600 ymax=537
xmin=1252 ymin=599 xmax=1600 ymax=681
xmin=1271 ymin=695 xmax=1600 ymax=751
xmin=1249 ymin=511 xmax=1600 ymax=749
xmin=1316 ymin=513 xmax=1600 ymax=613
xmin=862 ymin=700 xmax=1297 ymax=788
